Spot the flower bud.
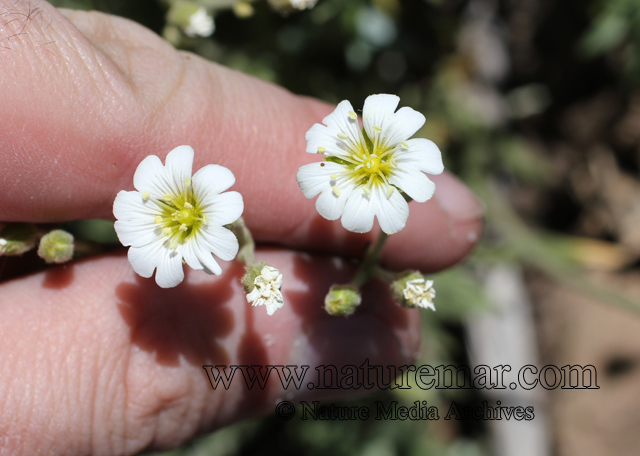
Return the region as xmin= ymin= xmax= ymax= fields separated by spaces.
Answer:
xmin=0 ymin=223 xmax=39 ymax=256
xmin=324 ymin=285 xmax=361 ymax=316
xmin=37 ymin=229 xmax=75 ymax=264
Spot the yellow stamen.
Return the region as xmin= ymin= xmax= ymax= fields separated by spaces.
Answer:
xmin=169 ymin=242 xmax=178 ymax=250
xmin=330 ymin=174 xmax=337 ymax=180
xmin=142 ymin=191 xmax=150 ymax=201
xmin=332 ymin=186 xmax=341 ymax=196
xmin=162 ymin=194 xmax=173 ymax=201
xmin=387 ymin=186 xmax=394 ymax=198
xmin=184 ymin=202 xmax=193 ymax=209
xmin=154 ymin=216 xmax=162 ymax=224
xmin=179 ymin=223 xmax=188 ymax=232
xmin=163 ymin=227 xmax=172 ymax=235
xmin=363 ymin=187 xmax=371 ymax=195
xmin=185 ymin=177 xmax=191 ymax=187
xmin=373 ymin=125 xmax=382 ymax=132
xmin=400 ymin=141 xmax=409 ymax=150
xmin=318 ymin=146 xmax=326 ymax=153
xmin=337 ymin=133 xmax=348 ymax=140
xmin=348 ymin=111 xmax=357 ymax=120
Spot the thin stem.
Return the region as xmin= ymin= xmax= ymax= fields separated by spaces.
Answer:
xmin=351 ymin=232 xmax=389 ymax=288
xmin=373 ymin=266 xmax=395 ymax=284
xmin=227 ymin=217 xmax=256 ymax=265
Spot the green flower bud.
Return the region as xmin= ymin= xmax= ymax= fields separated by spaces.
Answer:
xmin=0 ymin=223 xmax=39 ymax=256
xmin=324 ymin=285 xmax=362 ymax=317
xmin=37 ymin=229 xmax=75 ymax=264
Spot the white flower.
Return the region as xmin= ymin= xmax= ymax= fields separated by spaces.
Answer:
xmin=184 ymin=7 xmax=215 ymax=38
xmin=403 ymin=278 xmax=436 ymax=311
xmin=113 ymin=145 xmax=243 ymax=288
xmin=296 ymin=94 xmax=444 ymax=235
xmin=246 ymin=265 xmax=284 ymax=315
xmin=289 ymin=0 xmax=318 ymax=10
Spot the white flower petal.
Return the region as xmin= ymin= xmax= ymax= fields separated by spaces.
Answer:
xmin=113 ymin=191 xmax=161 ymax=221
xmin=133 ymin=155 xmax=168 ymax=197
xmin=315 ymin=181 xmax=354 ymax=220
xmin=202 ymin=191 xmax=244 ymax=226
xmin=192 ymin=164 xmax=236 ymax=199
xmin=179 ymin=240 xmax=204 ymax=271
xmin=196 ymin=248 xmax=222 ymax=276
xmin=374 ymin=186 xmax=410 ymax=235
xmin=199 ymin=225 xmax=239 ymax=262
xmin=164 ymin=145 xmax=194 ymax=193
xmin=341 ymin=190 xmax=376 ymax=233
xmin=127 ymin=243 xmax=164 ymax=278
xmin=305 ymin=123 xmax=352 ymax=159
xmin=393 ymin=138 xmax=444 ymax=175
xmin=383 ymin=107 xmax=426 ymax=146
xmin=155 ymin=249 xmax=185 ymax=288
xmin=322 ymin=100 xmax=364 ymax=148
xmin=114 ymin=220 xmax=161 ymax=247
xmin=296 ymin=161 xmax=344 ymax=199
xmin=362 ymin=94 xmax=400 ymax=139
xmin=389 ymin=167 xmax=436 ymax=203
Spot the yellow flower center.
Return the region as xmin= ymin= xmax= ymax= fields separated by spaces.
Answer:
xmin=334 ymin=127 xmax=396 ymax=189
xmin=155 ymin=187 xmax=207 ymax=249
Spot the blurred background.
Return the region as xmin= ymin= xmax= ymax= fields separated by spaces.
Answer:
xmin=39 ymin=0 xmax=640 ymax=454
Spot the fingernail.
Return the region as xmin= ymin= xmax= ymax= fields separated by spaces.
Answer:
xmin=433 ymin=173 xmax=484 ymax=223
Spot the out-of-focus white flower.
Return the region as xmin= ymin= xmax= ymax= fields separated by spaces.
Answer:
xmin=403 ymin=278 xmax=436 ymax=311
xmin=113 ymin=145 xmax=243 ymax=288
xmin=289 ymin=0 xmax=318 ymax=10
xmin=184 ymin=7 xmax=215 ymax=37
xmin=296 ymin=94 xmax=444 ymax=235
xmin=246 ymin=265 xmax=284 ymax=315
xmin=268 ymin=0 xmax=317 ymax=12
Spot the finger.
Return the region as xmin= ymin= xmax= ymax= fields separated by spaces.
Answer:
xmin=0 ymin=250 xmax=420 ymax=454
xmin=0 ymin=3 xmax=482 ymax=270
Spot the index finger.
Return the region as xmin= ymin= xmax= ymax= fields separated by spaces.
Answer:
xmin=0 ymin=3 xmax=482 ymax=271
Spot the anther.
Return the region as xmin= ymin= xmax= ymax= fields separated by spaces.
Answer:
xmin=179 ymin=223 xmax=188 ymax=232
xmin=142 ymin=191 xmax=150 ymax=201
xmin=330 ymin=174 xmax=338 ymax=180
xmin=373 ymin=125 xmax=382 ymax=132
xmin=184 ymin=202 xmax=193 ymax=209
xmin=337 ymin=133 xmax=348 ymax=140
xmin=163 ymin=227 xmax=172 ymax=235
xmin=169 ymin=242 xmax=178 ymax=250
xmin=363 ymin=187 xmax=371 ymax=195
xmin=400 ymin=141 xmax=409 ymax=150
xmin=163 ymin=194 xmax=173 ymax=201
xmin=185 ymin=177 xmax=191 ymax=187
xmin=154 ymin=216 xmax=162 ymax=224
xmin=332 ymin=186 xmax=341 ymax=197
xmin=387 ymin=187 xmax=394 ymax=198
xmin=348 ymin=111 xmax=357 ymax=120
xmin=317 ymin=146 xmax=326 ymax=153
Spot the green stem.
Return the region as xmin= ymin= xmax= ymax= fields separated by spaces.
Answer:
xmin=351 ymin=232 xmax=389 ymax=288
xmin=227 ymin=217 xmax=255 ymax=265
xmin=373 ymin=266 xmax=395 ymax=284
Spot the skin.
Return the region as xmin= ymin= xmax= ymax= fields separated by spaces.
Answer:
xmin=0 ymin=2 xmax=484 ymax=455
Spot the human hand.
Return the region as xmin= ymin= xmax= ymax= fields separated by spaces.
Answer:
xmin=0 ymin=2 xmax=483 ymax=454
